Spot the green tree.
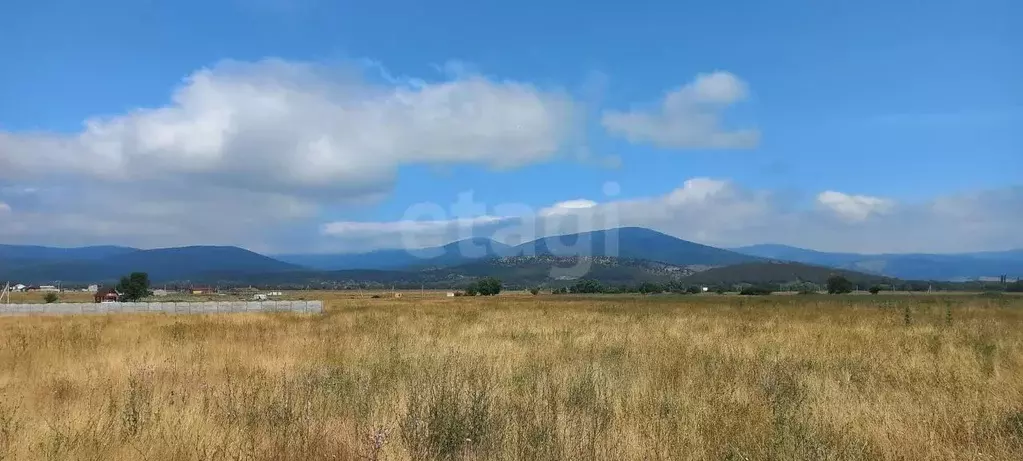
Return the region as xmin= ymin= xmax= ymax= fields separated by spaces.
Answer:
xmin=686 ymin=285 xmax=702 ymax=295
xmin=1007 ymin=281 xmax=1023 ymax=293
xmin=465 ymin=283 xmax=480 ymax=296
xmin=116 ymin=272 xmax=152 ymax=302
xmin=869 ymin=285 xmax=883 ymax=295
xmin=43 ymin=292 xmax=58 ymax=303
xmin=529 ymin=287 xmax=540 ymax=295
xmin=827 ymin=275 xmax=854 ymax=294
xmin=476 ymin=277 xmax=502 ymax=296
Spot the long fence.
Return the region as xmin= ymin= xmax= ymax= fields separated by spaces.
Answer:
xmin=0 ymin=300 xmax=323 ymax=316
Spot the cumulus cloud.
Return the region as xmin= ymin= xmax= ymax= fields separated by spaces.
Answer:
xmin=816 ymin=191 xmax=895 ymax=222
xmin=0 ymin=202 xmax=10 ymax=214
xmin=601 ymin=72 xmax=759 ymax=149
xmin=1 ymin=59 xmax=579 ymax=198
xmin=320 ymin=181 xmax=1023 ymax=254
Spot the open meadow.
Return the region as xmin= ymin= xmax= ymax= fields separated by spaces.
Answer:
xmin=0 ymin=293 xmax=1021 ymax=460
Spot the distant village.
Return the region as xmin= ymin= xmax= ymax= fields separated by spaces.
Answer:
xmin=3 ymin=283 xmax=285 ymax=302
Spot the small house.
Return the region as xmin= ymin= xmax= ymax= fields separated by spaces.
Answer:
xmin=191 ymin=286 xmax=214 ymax=295
xmin=94 ymin=287 xmax=119 ymax=303
xmin=39 ymin=285 xmax=59 ymax=292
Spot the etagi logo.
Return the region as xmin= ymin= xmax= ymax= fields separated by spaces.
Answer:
xmin=396 ymin=182 xmax=622 ymax=280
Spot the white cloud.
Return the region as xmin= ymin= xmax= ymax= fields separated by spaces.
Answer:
xmin=539 ymin=199 xmax=598 ymax=216
xmin=321 ymin=215 xmax=508 ymax=238
xmin=319 ymin=215 xmax=515 ymax=252
xmin=601 ymin=72 xmax=759 ymax=149
xmin=816 ymin=191 xmax=895 ymax=222
xmin=319 ymin=181 xmax=1023 ymax=254
xmin=0 ymin=202 xmax=10 ymax=214
xmin=0 ymin=59 xmax=579 ymax=198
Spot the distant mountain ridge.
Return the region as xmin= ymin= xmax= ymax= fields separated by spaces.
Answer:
xmin=276 ymin=227 xmax=760 ymax=270
xmin=731 ymin=244 xmax=1023 ymax=281
xmin=0 ymin=246 xmax=301 ymax=283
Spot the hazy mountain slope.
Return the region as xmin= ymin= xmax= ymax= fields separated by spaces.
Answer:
xmin=274 ymin=238 xmax=514 ymax=270
xmin=731 ymin=244 xmax=1023 ymax=280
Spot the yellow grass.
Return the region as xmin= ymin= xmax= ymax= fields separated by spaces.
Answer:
xmin=0 ymin=294 xmax=1021 ymax=460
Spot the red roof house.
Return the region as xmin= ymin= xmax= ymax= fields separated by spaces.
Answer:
xmin=94 ymin=287 xmax=119 ymax=303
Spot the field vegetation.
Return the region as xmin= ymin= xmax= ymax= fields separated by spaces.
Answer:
xmin=0 ymin=293 xmax=1020 ymax=460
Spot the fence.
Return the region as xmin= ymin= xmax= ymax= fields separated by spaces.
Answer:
xmin=0 ymin=300 xmax=323 ymax=316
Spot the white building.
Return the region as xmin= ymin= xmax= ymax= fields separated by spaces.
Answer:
xmin=38 ymin=285 xmax=59 ymax=292
xmin=13 ymin=284 xmax=26 ymax=292
xmin=87 ymin=284 xmax=99 ymax=293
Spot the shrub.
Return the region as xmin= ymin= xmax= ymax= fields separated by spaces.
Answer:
xmin=1007 ymin=281 xmax=1023 ymax=293
xmin=529 ymin=287 xmax=540 ymax=296
xmin=43 ymin=292 xmax=58 ymax=303
xmin=686 ymin=286 xmax=702 ymax=295
xmin=570 ymin=279 xmax=603 ymax=294
xmin=827 ymin=275 xmax=854 ymax=294
xmin=740 ymin=286 xmax=773 ymax=296
xmin=637 ymin=282 xmax=663 ymax=294
xmin=869 ymin=285 xmax=882 ymax=295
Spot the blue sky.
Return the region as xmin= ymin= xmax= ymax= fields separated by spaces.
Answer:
xmin=0 ymin=0 xmax=1020 ymax=254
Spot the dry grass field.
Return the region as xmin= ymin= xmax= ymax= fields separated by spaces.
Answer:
xmin=0 ymin=293 xmax=1021 ymax=460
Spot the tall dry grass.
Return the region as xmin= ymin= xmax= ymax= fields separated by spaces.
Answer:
xmin=0 ymin=294 xmax=1020 ymax=460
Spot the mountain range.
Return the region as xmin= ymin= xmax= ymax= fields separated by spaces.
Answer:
xmin=273 ymin=227 xmax=758 ymax=270
xmin=1 ymin=227 xmax=1020 ymax=286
